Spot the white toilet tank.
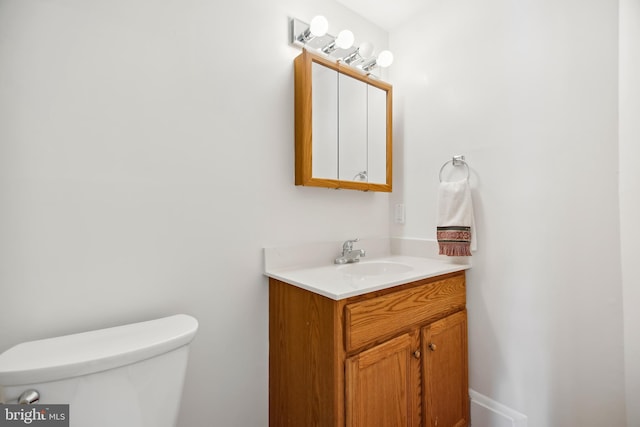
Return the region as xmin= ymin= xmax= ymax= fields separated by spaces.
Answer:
xmin=0 ymin=314 xmax=198 ymax=427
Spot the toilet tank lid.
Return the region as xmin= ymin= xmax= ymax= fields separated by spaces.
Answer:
xmin=0 ymin=314 xmax=198 ymax=386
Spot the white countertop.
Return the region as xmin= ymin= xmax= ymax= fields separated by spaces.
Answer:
xmin=264 ymin=255 xmax=470 ymax=300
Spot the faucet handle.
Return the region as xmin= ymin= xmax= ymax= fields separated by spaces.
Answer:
xmin=343 ymin=238 xmax=359 ymax=251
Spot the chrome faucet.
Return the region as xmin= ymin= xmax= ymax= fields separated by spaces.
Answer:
xmin=335 ymin=238 xmax=366 ymax=264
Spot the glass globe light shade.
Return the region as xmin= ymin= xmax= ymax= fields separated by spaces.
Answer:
xmin=358 ymin=42 xmax=374 ymax=58
xmin=377 ymin=50 xmax=394 ymax=68
xmin=335 ymin=30 xmax=355 ymax=50
xmin=309 ymin=15 xmax=328 ymax=37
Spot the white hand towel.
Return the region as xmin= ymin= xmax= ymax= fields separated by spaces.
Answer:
xmin=437 ymin=179 xmax=476 ymax=256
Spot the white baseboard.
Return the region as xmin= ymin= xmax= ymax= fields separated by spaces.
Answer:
xmin=469 ymin=389 xmax=527 ymax=427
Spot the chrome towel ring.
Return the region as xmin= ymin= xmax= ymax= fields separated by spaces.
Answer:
xmin=439 ymin=155 xmax=470 ymax=182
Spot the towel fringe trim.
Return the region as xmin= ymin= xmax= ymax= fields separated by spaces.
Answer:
xmin=438 ymin=242 xmax=472 ymax=257
xmin=437 ymin=226 xmax=472 ymax=257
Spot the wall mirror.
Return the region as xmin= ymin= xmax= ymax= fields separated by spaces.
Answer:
xmin=294 ymin=49 xmax=392 ymax=192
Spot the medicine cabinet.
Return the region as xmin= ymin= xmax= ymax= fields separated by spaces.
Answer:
xmin=294 ymin=49 xmax=392 ymax=192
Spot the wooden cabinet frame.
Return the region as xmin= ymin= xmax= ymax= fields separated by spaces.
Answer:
xmin=294 ymin=49 xmax=393 ymax=192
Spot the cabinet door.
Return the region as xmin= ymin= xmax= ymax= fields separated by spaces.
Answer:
xmin=367 ymin=84 xmax=388 ymax=184
xmin=338 ymin=72 xmax=368 ymax=182
xmin=345 ymin=332 xmax=420 ymax=427
xmin=422 ymin=310 xmax=469 ymax=427
xmin=311 ymin=61 xmax=338 ymax=180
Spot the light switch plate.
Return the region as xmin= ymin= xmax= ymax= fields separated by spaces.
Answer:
xmin=394 ymin=204 xmax=405 ymax=224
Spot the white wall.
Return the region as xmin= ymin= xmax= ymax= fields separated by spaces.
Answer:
xmin=1 ymin=0 xmax=633 ymax=426
xmin=390 ymin=0 xmax=626 ymax=426
xmin=0 ymin=0 xmax=390 ymax=425
xmin=620 ymin=0 xmax=640 ymax=425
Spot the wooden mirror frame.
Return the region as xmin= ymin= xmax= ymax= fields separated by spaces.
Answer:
xmin=294 ymin=49 xmax=393 ymax=192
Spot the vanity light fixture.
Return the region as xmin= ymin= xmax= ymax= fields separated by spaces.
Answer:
xmin=321 ymin=29 xmax=355 ymax=54
xmin=296 ymin=15 xmax=329 ymax=43
xmin=360 ymin=50 xmax=394 ymax=72
xmin=343 ymin=42 xmax=374 ymax=66
xmin=290 ymin=16 xmax=393 ymax=73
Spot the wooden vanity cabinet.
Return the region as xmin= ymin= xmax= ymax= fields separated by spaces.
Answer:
xmin=269 ymin=271 xmax=469 ymax=427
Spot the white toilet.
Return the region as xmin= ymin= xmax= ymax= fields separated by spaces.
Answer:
xmin=0 ymin=314 xmax=198 ymax=427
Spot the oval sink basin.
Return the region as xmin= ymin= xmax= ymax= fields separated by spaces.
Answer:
xmin=339 ymin=261 xmax=413 ymax=277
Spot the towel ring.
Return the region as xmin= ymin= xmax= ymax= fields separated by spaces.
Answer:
xmin=439 ymin=155 xmax=470 ymax=182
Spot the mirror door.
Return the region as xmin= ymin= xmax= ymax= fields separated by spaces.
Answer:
xmin=311 ymin=62 xmax=338 ymax=180
xmin=339 ymin=72 xmax=368 ymax=182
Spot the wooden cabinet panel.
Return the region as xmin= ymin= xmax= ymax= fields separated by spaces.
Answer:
xmin=422 ymin=310 xmax=469 ymax=427
xmin=269 ymin=271 xmax=468 ymax=427
xmin=345 ymin=332 xmax=421 ymax=427
xmin=269 ymin=279 xmax=345 ymax=427
xmin=345 ymin=275 xmax=465 ymax=352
